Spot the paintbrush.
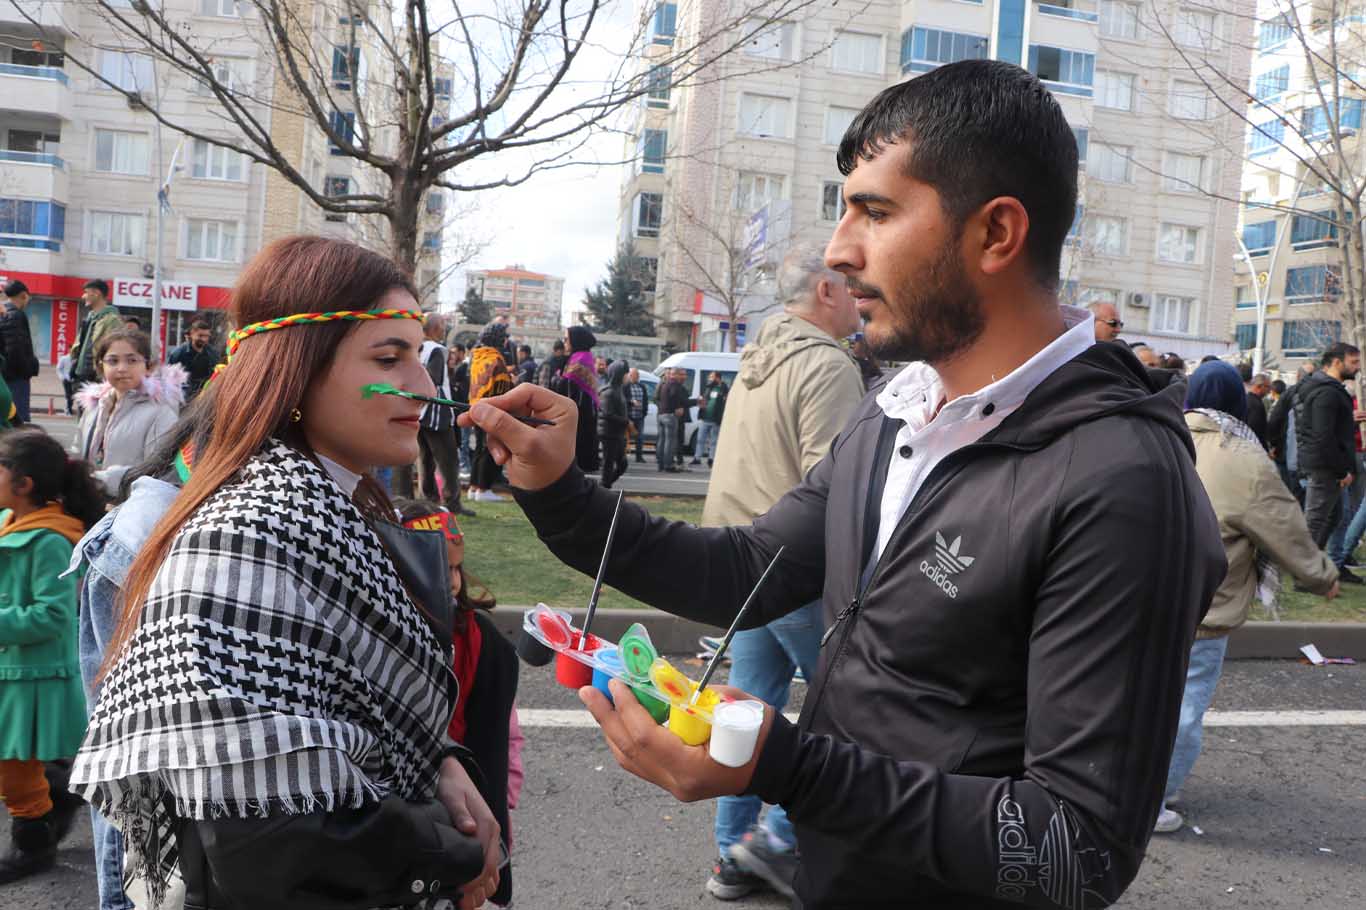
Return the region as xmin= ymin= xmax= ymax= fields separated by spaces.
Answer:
xmin=361 ymin=382 xmax=556 ymax=426
xmin=690 ymin=546 xmax=787 ymax=705
xmin=580 ymin=490 xmax=626 ymax=646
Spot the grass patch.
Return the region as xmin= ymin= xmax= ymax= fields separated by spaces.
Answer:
xmin=1253 ymin=574 xmax=1366 ymax=623
xmin=461 ymin=494 xmax=704 ymax=610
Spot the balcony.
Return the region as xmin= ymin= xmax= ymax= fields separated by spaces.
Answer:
xmin=1 ymin=0 xmax=75 ymax=32
xmin=0 ymin=63 xmax=73 ymax=120
xmin=0 ymin=150 xmax=68 ymax=202
xmin=1035 ymin=0 xmax=1099 ymax=24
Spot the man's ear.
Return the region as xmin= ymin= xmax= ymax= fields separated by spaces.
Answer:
xmin=974 ymin=197 xmax=1031 ymax=278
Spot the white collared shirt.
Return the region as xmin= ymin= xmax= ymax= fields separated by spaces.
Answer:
xmin=870 ymin=305 xmax=1096 ymax=561
xmin=318 ymin=453 xmax=362 ymax=499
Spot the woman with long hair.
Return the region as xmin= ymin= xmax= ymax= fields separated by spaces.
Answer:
xmin=467 ymin=322 xmax=514 ymax=502
xmin=552 ymin=325 xmax=600 ymax=473
xmin=69 ymin=236 xmax=501 ymax=910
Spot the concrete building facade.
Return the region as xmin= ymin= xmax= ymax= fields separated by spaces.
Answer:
xmin=618 ymin=0 xmax=1253 ymax=355
xmin=0 ymin=0 xmax=446 ymax=367
xmin=465 ymin=266 xmax=566 ymax=330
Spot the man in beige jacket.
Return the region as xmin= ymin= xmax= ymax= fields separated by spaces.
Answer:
xmin=1160 ymin=360 xmax=1339 ymax=835
xmin=702 ymin=244 xmax=864 ymax=901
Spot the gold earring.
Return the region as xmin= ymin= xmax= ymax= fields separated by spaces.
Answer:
xmin=290 ymin=408 xmax=302 ymax=423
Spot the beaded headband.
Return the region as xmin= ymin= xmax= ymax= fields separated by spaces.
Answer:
xmin=225 ymin=308 xmax=426 ymax=364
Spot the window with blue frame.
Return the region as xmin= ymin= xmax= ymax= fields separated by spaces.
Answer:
xmin=640 ymin=129 xmax=666 ymax=173
xmin=1074 ymin=127 xmax=1089 ymax=167
xmin=332 ymin=46 xmax=359 ymax=89
xmin=329 ymin=111 xmax=355 ymax=154
xmin=1282 ymin=320 xmax=1340 ymax=353
xmin=1258 ymin=15 xmax=1292 ymax=52
xmin=1235 ymin=324 xmax=1257 ymax=349
xmin=646 ymin=65 xmax=671 ymax=108
xmin=1249 ymin=118 xmax=1285 ymax=156
xmin=1242 ymin=220 xmax=1276 ymax=253
xmin=1254 ymin=65 xmax=1289 ymax=101
xmin=650 ymin=3 xmax=677 ymax=46
xmin=422 ymin=231 xmax=442 ymax=251
xmin=997 ymin=0 xmax=1026 ymax=65
xmin=900 ymin=27 xmax=988 ymax=74
xmin=0 ymin=198 xmax=65 ymax=251
xmin=1028 ymin=45 xmax=1095 ymax=96
xmin=1302 ymin=99 xmax=1364 ymax=140
xmin=1285 ymin=265 xmax=1341 ymax=301
xmin=1290 ymin=211 xmax=1338 ymax=249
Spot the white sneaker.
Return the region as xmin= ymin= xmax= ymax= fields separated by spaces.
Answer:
xmin=1154 ymin=807 xmax=1183 ymax=833
xmin=473 ymin=490 xmax=508 ymax=502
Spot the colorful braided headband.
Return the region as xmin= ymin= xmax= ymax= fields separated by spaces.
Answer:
xmin=225 ymin=308 xmax=426 ymax=364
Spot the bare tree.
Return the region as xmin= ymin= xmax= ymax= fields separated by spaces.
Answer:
xmin=12 ymin=0 xmax=828 ymax=282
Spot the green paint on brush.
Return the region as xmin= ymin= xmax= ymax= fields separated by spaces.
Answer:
xmin=360 ymin=383 xmax=466 ymax=408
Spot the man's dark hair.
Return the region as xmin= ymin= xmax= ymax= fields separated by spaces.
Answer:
xmin=84 ymin=278 xmax=110 ymax=297
xmin=1236 ymin=361 xmax=1253 ymax=382
xmin=552 ymin=339 xmax=565 ymax=353
xmin=1200 ymin=355 xmax=1219 ymax=364
xmin=453 ymin=343 xmax=466 ymax=353
xmin=3 ymin=279 xmax=28 ymax=298
xmin=190 ymin=319 xmax=212 ymax=332
xmin=1272 ymin=379 xmax=1287 ymax=395
xmin=1323 ymin=341 xmax=1361 ymax=365
xmin=836 ymin=59 xmax=1078 ymax=289
xmin=518 ymin=344 xmax=532 ymax=357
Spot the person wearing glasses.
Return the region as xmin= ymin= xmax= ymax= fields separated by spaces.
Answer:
xmin=1089 ymin=300 xmax=1123 ymax=342
xmin=73 ymin=328 xmax=184 ymax=498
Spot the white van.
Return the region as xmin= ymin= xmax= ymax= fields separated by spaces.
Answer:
xmin=652 ymin=351 xmax=742 ymax=454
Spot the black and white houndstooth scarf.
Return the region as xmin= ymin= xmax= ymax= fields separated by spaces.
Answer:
xmin=71 ymin=440 xmax=457 ymax=906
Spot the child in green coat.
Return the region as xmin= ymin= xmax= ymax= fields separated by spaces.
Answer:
xmin=0 ymin=429 xmax=106 ymax=883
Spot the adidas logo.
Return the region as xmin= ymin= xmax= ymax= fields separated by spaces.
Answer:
xmin=920 ymin=531 xmax=974 ymax=599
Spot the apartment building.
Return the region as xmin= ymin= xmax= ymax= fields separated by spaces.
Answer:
xmin=1233 ymin=2 xmax=1362 ymax=373
xmin=466 ymin=266 xmax=566 ymax=330
xmin=0 ymin=0 xmax=445 ymax=366
xmin=619 ymin=0 xmax=1253 ymax=355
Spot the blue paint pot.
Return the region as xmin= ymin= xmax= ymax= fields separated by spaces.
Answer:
xmin=592 ymin=647 xmax=623 ymax=704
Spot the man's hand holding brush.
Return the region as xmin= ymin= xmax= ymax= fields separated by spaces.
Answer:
xmin=457 ymin=384 xmax=578 ymax=490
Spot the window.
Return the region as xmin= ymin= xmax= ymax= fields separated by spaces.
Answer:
xmin=0 ymin=199 xmax=65 ymax=251
xmin=1073 ymin=127 xmax=1088 ymax=165
xmin=1291 ymin=212 xmax=1338 ymax=249
xmin=1254 ymin=65 xmax=1289 ymax=102
xmin=434 ymin=77 xmax=452 ymax=97
xmin=1249 ymin=118 xmax=1285 ymax=156
xmin=1087 ymin=214 xmax=1127 ymax=255
xmin=1242 ymin=220 xmax=1276 ymax=253
xmin=200 ymin=0 xmax=241 ymax=15
xmin=185 ymin=218 xmax=238 ymax=261
xmin=646 ymin=65 xmax=670 ymax=108
xmin=98 ymin=50 xmax=154 ymax=93
xmin=191 ymin=58 xmax=248 ymax=95
xmin=1302 ymin=100 xmax=1364 ymax=140
xmin=1169 ymin=80 xmax=1211 ymax=119
xmin=821 ymin=181 xmax=846 ymax=222
xmin=1258 ymin=15 xmax=1292 ymax=52
xmin=824 ymin=106 xmax=858 ymax=146
xmin=831 ymin=30 xmax=882 ymax=74
xmin=1099 ymin=0 xmax=1139 ymax=39
xmin=634 ymin=256 xmax=658 ymax=293
xmin=640 ymin=129 xmax=666 ymax=173
xmin=1079 ymin=287 xmax=1120 ymax=308
xmin=1285 ymin=265 xmax=1341 ymax=301
xmin=649 ymin=3 xmax=677 ymax=46
xmin=1067 ymin=205 xmax=1084 ymax=244
xmin=1283 ymin=320 xmax=1341 ymax=353
xmin=329 ymin=111 xmax=356 ymax=154
xmin=633 ymin=192 xmax=662 ymax=238
xmin=1158 ymin=223 xmax=1202 ymax=263
xmin=324 ymin=176 xmax=350 ymax=222
xmin=7 ymin=129 xmax=58 ymax=155
xmin=737 ymin=93 xmax=791 ymax=139
xmin=94 ymin=129 xmax=150 ymax=175
xmin=1235 ymin=324 xmax=1258 ymax=349
xmin=1089 ymin=142 xmax=1133 ymax=183
xmin=1162 ymin=152 xmax=1206 ymax=192
xmin=426 ymin=190 xmax=445 ymax=214
xmin=1153 ymin=295 xmax=1194 ymax=334
xmin=1236 ymin=285 xmax=1258 ymax=310
xmin=191 ymin=140 xmax=244 ymax=181
xmin=900 ymin=27 xmax=988 ymax=74
xmin=332 ymin=46 xmax=360 ymax=89
xmin=422 ymin=231 xmax=441 ymax=252
xmin=1095 ymin=70 xmax=1134 ymax=110
xmin=1174 ymin=8 xmax=1216 ymax=48
xmin=88 ymin=211 xmax=146 ymax=258
xmin=1028 ymin=46 xmax=1095 ymax=95
xmin=734 ymin=172 xmax=784 ymax=213
xmin=743 ymin=20 xmax=797 ymax=60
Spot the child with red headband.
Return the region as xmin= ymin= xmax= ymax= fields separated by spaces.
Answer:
xmin=396 ymin=499 xmax=523 ymax=906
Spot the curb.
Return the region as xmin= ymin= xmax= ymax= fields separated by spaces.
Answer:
xmin=491 ymin=607 xmax=1366 ymax=660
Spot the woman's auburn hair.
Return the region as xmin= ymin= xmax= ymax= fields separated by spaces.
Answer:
xmin=101 ymin=235 xmax=418 ymax=678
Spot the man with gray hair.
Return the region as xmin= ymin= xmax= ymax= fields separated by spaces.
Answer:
xmin=407 ymin=313 xmax=475 ymax=515
xmin=1090 ymin=300 xmax=1122 ymax=342
xmin=701 ymin=243 xmax=864 ymax=901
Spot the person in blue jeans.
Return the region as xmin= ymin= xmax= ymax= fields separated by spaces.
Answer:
xmin=713 ymin=602 xmax=821 ymax=897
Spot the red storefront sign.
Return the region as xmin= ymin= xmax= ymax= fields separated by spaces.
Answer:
xmin=50 ymin=299 xmax=77 ymax=359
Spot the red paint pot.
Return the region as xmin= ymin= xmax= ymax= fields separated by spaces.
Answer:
xmin=555 ymin=631 xmax=602 ymax=689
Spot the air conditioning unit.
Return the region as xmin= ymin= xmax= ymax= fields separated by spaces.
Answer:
xmin=1128 ymin=292 xmax=1149 ymax=309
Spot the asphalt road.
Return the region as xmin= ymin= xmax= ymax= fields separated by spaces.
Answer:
xmin=6 ymin=659 xmax=1362 ymax=909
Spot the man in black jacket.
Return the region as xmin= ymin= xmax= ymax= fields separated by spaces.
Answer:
xmin=464 ymin=60 xmax=1225 ymax=910
xmin=1237 ymin=361 xmax=1270 ymax=448
xmin=1 ymin=279 xmax=41 ymax=423
xmin=1295 ymin=342 xmax=1361 ymax=550
xmin=1268 ymin=362 xmax=1315 ymax=501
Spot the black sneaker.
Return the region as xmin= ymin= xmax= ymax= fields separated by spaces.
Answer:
xmin=1339 ymin=567 xmax=1365 ymax=585
xmin=730 ymin=826 xmax=798 ymax=899
xmin=0 ymin=816 xmax=56 ymax=884
xmin=706 ymin=856 xmax=765 ymax=901
xmin=46 ymin=788 xmax=84 ymax=845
